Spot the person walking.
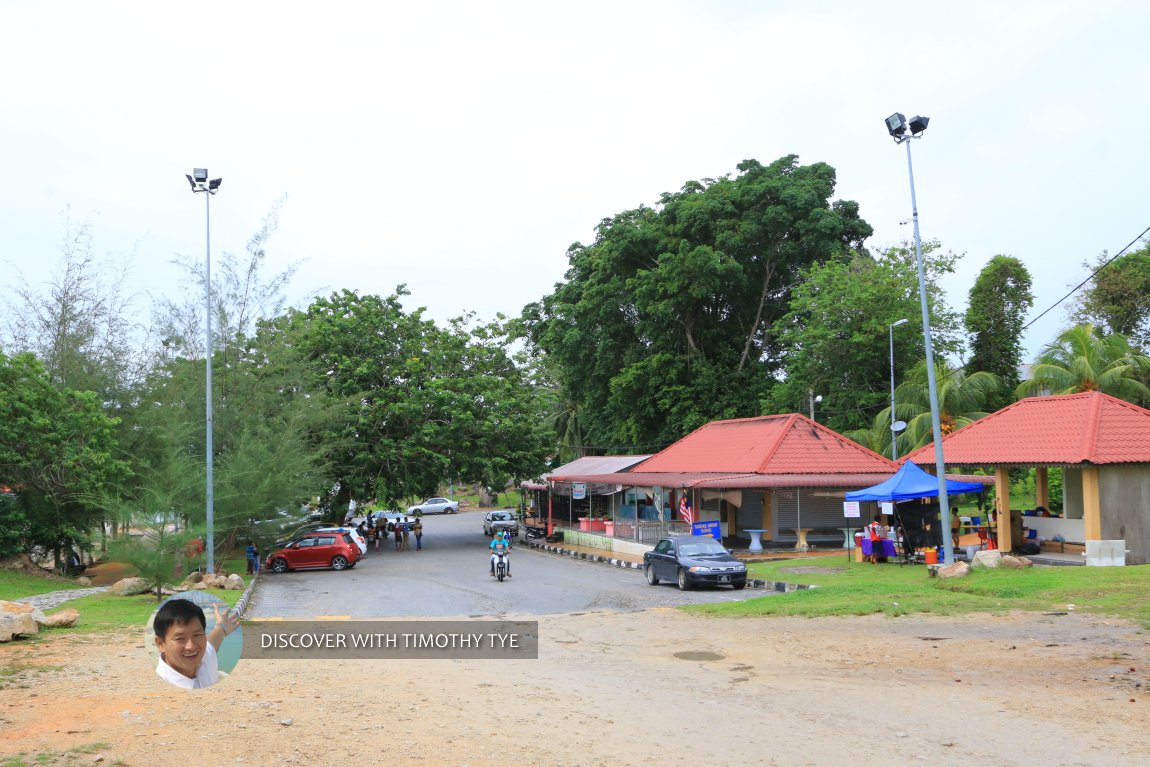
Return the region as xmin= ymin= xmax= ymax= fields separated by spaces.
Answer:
xmin=412 ymin=516 xmax=424 ymax=550
xmin=392 ymin=517 xmax=404 ymax=551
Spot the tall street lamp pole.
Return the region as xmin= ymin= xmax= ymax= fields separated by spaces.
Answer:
xmin=885 ymin=113 xmax=953 ymax=565
xmin=808 ymin=389 xmax=822 ymax=422
xmin=888 ymin=318 xmax=909 ymax=460
xmin=186 ymin=168 xmax=223 ymax=574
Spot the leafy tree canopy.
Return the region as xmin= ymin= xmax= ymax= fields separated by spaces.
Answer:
xmin=964 ymin=254 xmax=1033 ymax=410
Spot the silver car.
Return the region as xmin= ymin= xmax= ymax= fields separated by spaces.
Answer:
xmin=407 ymin=497 xmax=459 ymax=515
xmin=483 ymin=510 xmax=519 ymax=537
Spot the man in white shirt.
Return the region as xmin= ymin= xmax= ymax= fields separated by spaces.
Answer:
xmin=153 ymin=597 xmax=239 ymax=689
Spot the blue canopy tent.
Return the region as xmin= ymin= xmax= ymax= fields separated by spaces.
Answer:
xmin=845 ymin=460 xmax=985 ymax=501
xmin=846 ymin=462 xmax=986 ymax=564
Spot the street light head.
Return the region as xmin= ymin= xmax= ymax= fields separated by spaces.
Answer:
xmin=885 ymin=112 xmax=907 ymax=138
xmin=892 ymin=318 xmax=909 ymax=328
xmin=193 ymin=168 xmax=209 ymax=182
xmin=908 ymin=115 xmax=930 ymax=136
xmin=814 ymin=395 xmax=823 ymax=404
xmin=208 ymin=178 xmax=222 ymax=191
xmin=185 ymin=174 xmax=197 ymax=190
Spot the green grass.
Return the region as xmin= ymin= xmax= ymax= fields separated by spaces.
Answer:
xmin=0 ymin=570 xmax=82 ymax=601
xmin=692 ymin=558 xmax=1150 ymax=627
xmin=0 ymin=744 xmax=120 ymax=767
xmin=52 ymin=585 xmax=244 ymax=633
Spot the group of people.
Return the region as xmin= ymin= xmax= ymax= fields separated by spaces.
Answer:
xmin=357 ymin=514 xmax=424 ymax=552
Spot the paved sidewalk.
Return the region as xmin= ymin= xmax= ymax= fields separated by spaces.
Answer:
xmin=13 ymin=586 xmax=110 ymax=611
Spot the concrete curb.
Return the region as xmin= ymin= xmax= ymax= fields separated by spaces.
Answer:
xmin=234 ymin=571 xmax=261 ymax=619
xmin=519 ymin=538 xmax=816 ymax=592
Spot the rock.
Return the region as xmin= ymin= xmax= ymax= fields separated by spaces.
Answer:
xmin=186 ymin=571 xmax=204 ymax=584
xmin=108 ymin=577 xmax=152 ymax=596
xmin=190 ymin=582 xmax=208 ymax=590
xmin=201 ymin=574 xmax=227 ymax=589
xmin=38 ymin=608 xmax=80 ymax=628
xmin=0 ymin=600 xmax=35 ymax=615
xmin=225 ymin=574 xmax=245 ymax=591
xmin=936 ymin=561 xmax=970 ymax=579
xmin=970 ymin=550 xmax=1003 ymax=569
xmin=0 ymin=611 xmax=40 ymax=641
xmin=1000 ymin=554 xmax=1033 ymax=569
xmin=77 ymin=576 xmax=92 ymax=586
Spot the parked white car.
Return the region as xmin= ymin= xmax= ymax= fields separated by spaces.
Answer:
xmin=407 ymin=497 xmax=459 ymax=515
xmin=315 ymin=526 xmax=368 ymax=555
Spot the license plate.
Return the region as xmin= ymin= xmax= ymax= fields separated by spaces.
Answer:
xmin=718 ymin=575 xmax=730 ymax=583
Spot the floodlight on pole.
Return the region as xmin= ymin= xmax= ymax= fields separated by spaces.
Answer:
xmin=889 ymin=318 xmax=909 ymax=460
xmin=808 ymin=390 xmax=823 ymax=422
xmin=187 ymin=167 xmax=223 ymax=574
xmin=885 ymin=112 xmax=954 ymax=565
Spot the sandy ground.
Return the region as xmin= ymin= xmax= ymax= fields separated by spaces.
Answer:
xmin=3 ymin=606 xmax=1150 ymax=766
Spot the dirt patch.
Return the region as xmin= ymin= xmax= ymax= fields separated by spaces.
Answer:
xmin=3 ymin=609 xmax=1150 ymax=765
xmin=79 ymin=561 xmax=138 ymax=586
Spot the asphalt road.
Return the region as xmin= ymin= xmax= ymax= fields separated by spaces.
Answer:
xmin=249 ymin=509 xmax=768 ymax=619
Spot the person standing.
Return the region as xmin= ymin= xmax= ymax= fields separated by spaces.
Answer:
xmin=401 ymin=516 xmax=412 ymax=551
xmin=245 ymin=541 xmax=257 ymax=575
xmin=867 ymin=514 xmax=884 ymax=564
xmin=412 ymin=517 xmax=424 ymax=550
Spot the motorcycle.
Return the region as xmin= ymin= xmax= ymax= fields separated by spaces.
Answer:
xmin=494 ymin=551 xmax=508 ymax=582
xmin=524 ymin=524 xmax=545 ymax=540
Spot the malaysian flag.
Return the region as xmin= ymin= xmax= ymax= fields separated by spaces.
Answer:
xmin=679 ymin=495 xmax=694 ymax=526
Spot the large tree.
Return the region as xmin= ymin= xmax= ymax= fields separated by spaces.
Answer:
xmin=964 ymin=255 xmax=1034 ymax=410
xmin=1071 ymin=245 xmax=1150 ymax=351
xmin=770 ymin=241 xmax=962 ymax=437
xmin=523 ymin=156 xmax=873 ymax=449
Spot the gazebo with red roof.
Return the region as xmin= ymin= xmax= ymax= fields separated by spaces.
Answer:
xmin=904 ymin=391 xmax=1150 ymax=564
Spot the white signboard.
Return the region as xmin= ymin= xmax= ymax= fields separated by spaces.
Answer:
xmin=572 ymin=482 xmax=587 ymax=500
xmin=880 ymin=501 xmax=894 ymax=516
xmin=843 ymin=501 xmax=861 ymax=518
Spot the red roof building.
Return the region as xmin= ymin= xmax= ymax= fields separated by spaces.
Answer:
xmin=904 ymin=392 xmax=1150 ymax=563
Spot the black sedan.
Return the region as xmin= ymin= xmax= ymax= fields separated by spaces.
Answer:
xmin=643 ymin=535 xmax=748 ymax=591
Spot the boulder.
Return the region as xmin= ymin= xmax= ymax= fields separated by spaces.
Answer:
xmin=970 ymin=550 xmax=1003 ymax=569
xmin=225 ymin=574 xmax=245 ymax=591
xmin=1000 ymin=554 xmax=1033 ymax=569
xmin=936 ymin=561 xmax=971 ymax=579
xmin=36 ymin=607 xmax=80 ymax=628
xmin=77 ymin=576 xmax=92 ymax=586
xmin=185 ymin=571 xmax=204 ymax=584
xmin=108 ymin=576 xmax=151 ymax=596
xmin=201 ymin=573 xmax=228 ymax=589
xmin=1 ymin=601 xmax=42 ymax=639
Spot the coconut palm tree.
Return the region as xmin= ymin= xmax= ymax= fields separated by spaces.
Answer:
xmin=1016 ymin=324 xmax=1150 ymax=404
xmin=892 ymin=361 xmax=1002 ymax=452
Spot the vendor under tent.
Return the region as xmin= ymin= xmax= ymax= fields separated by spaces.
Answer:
xmin=846 ymin=462 xmax=987 ymax=562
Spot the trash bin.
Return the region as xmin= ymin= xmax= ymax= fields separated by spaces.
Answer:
xmin=854 ymin=533 xmax=864 ymax=562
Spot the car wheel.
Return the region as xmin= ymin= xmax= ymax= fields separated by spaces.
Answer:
xmin=331 ymin=555 xmax=349 ymax=570
xmin=677 ymin=568 xmax=692 ymax=591
xmin=271 ymin=558 xmax=288 ymax=574
xmin=645 ymin=565 xmax=659 ymax=586
xmin=732 ymin=580 xmax=746 ymax=590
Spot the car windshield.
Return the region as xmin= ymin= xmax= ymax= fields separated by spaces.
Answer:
xmin=492 ymin=513 xmax=512 ymax=521
xmin=678 ymin=540 xmax=727 ymax=557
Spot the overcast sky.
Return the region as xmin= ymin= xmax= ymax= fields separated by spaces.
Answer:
xmin=2 ymin=0 xmax=1147 ymax=361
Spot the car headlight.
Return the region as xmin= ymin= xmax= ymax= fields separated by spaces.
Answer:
xmin=688 ymin=566 xmax=711 ymax=573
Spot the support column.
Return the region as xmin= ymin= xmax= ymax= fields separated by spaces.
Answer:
xmin=761 ymin=490 xmax=774 ymax=540
xmin=1082 ymin=466 xmax=1102 ymax=541
xmin=995 ymin=467 xmax=1012 ymax=552
xmin=1035 ymin=467 xmax=1049 ymax=509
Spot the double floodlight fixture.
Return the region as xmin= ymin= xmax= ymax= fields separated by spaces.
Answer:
xmin=885 ymin=112 xmax=930 ymax=143
xmin=186 ymin=167 xmax=223 ymax=194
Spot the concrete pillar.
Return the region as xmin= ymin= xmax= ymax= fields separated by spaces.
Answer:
xmin=1036 ymin=467 xmax=1049 ymax=509
xmin=995 ymin=467 xmax=1012 ymax=552
xmin=761 ymin=490 xmax=774 ymax=540
xmin=1082 ymin=466 xmax=1102 ymax=541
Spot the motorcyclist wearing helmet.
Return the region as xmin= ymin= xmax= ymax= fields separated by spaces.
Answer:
xmin=489 ymin=531 xmax=511 ymax=577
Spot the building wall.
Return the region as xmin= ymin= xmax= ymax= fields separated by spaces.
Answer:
xmin=1062 ymin=468 xmax=1084 ymax=519
xmin=1100 ymin=465 xmax=1150 ymax=566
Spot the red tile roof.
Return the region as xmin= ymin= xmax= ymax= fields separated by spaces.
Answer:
xmin=904 ymin=391 xmax=1150 ymax=466
xmin=633 ymin=414 xmax=896 ymax=475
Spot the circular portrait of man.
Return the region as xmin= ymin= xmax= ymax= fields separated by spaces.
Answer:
xmin=146 ymin=592 xmax=242 ymax=690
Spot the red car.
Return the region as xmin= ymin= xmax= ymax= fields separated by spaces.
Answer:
xmin=265 ymin=532 xmax=361 ymax=573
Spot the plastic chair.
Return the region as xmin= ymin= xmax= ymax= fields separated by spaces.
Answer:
xmin=976 ymin=528 xmax=989 ymax=550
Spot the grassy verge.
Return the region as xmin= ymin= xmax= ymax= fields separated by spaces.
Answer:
xmin=691 ymin=558 xmax=1150 ymax=627
xmin=1 ymin=743 xmax=123 ymax=767
xmin=0 ymin=570 xmax=82 ymax=601
xmin=46 ymin=585 xmax=244 ymax=633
